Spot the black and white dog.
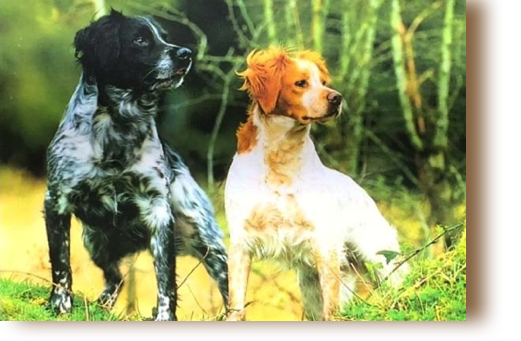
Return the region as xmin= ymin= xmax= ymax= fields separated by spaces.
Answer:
xmin=44 ymin=10 xmax=228 ymax=321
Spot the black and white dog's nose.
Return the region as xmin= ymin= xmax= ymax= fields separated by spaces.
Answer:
xmin=176 ymin=47 xmax=192 ymax=60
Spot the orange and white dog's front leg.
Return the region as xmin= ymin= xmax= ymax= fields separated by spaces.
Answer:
xmin=226 ymin=245 xmax=252 ymax=321
xmin=312 ymin=246 xmax=341 ymax=321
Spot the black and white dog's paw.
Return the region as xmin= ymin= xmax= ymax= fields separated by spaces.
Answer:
xmin=152 ymin=306 xmax=177 ymax=321
xmin=97 ymin=291 xmax=119 ymax=310
xmin=154 ymin=312 xmax=175 ymax=321
xmin=47 ymin=289 xmax=72 ymax=315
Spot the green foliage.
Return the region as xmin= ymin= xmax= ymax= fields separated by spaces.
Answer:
xmin=376 ymin=250 xmax=400 ymax=265
xmin=0 ymin=0 xmax=466 ymax=189
xmin=340 ymin=222 xmax=466 ymax=321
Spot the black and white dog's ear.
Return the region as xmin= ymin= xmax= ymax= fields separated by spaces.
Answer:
xmin=74 ymin=9 xmax=124 ymax=74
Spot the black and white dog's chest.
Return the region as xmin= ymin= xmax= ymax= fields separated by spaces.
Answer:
xmin=71 ymin=171 xmax=164 ymax=226
xmin=57 ymin=111 xmax=171 ymax=226
xmin=68 ymin=143 xmax=172 ymax=255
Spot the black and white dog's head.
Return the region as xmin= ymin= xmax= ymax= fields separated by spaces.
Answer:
xmin=74 ymin=9 xmax=192 ymax=91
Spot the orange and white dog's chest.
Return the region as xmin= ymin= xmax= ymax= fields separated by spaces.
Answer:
xmin=225 ymin=135 xmax=346 ymax=265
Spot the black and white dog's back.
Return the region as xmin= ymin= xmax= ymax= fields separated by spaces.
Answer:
xmin=44 ymin=10 xmax=228 ymax=321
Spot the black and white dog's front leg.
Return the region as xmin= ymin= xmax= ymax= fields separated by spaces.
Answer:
xmin=150 ymin=213 xmax=177 ymax=321
xmin=44 ymin=193 xmax=73 ymax=314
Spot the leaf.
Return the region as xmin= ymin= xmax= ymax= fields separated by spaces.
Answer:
xmin=365 ymin=261 xmax=383 ymax=283
xmin=377 ymin=250 xmax=399 ymax=264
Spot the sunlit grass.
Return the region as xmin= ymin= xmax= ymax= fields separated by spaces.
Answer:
xmin=0 ymin=278 xmax=124 ymax=321
xmin=339 ymin=223 xmax=466 ymax=321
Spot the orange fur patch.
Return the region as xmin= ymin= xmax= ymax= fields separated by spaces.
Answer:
xmin=275 ymin=62 xmax=312 ymax=122
xmin=263 ymin=125 xmax=308 ymax=186
xmin=237 ymin=47 xmax=292 ymax=114
xmin=236 ymin=113 xmax=258 ymax=154
xmin=244 ymin=195 xmax=314 ymax=232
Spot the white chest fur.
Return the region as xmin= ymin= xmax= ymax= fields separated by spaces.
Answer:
xmin=225 ymin=130 xmax=346 ymax=266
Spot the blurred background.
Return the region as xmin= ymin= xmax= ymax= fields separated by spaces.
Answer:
xmin=0 ymin=0 xmax=466 ymax=320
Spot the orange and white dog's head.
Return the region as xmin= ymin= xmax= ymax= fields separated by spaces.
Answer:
xmin=238 ymin=47 xmax=343 ymax=125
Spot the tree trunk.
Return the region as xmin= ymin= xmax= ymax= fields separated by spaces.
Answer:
xmin=428 ymin=0 xmax=456 ymax=247
xmin=312 ymin=0 xmax=330 ymax=52
xmin=346 ymin=0 xmax=382 ymax=175
xmin=391 ymin=0 xmax=457 ymax=251
xmin=390 ymin=0 xmax=424 ymax=152
xmin=264 ymin=0 xmax=277 ymax=45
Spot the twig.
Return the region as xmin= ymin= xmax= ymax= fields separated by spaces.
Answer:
xmin=84 ymin=295 xmax=90 ymax=321
xmin=0 ymin=270 xmax=61 ymax=289
xmin=202 ymin=55 xmax=243 ymax=64
xmin=186 ymin=283 xmax=208 ymax=316
xmin=407 ymin=0 xmax=444 ymax=36
xmin=349 ymin=263 xmax=372 ymax=297
xmin=315 ymin=142 xmax=343 ymax=170
xmin=388 ymin=267 xmax=445 ymax=309
xmin=96 ymin=254 xmax=140 ymax=310
xmin=365 ymin=130 xmax=420 ymax=187
xmin=177 ymin=247 xmax=210 ymax=289
xmin=207 ymin=54 xmax=242 ymax=191
xmin=319 ymin=261 xmax=376 ymax=307
xmin=167 ymin=95 xmax=246 ymax=111
xmin=251 ymin=268 xmax=301 ymax=308
xmin=0 ymin=252 xmax=141 ymax=313
xmin=379 ymin=222 xmax=464 ymax=286
xmin=225 ymin=0 xmax=251 ymax=48
xmin=236 ymin=0 xmax=255 ymax=35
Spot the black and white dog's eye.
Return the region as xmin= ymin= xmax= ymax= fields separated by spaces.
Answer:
xmin=133 ymin=37 xmax=149 ymax=47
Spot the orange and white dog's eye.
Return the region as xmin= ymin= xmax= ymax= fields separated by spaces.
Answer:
xmin=295 ymin=80 xmax=308 ymax=88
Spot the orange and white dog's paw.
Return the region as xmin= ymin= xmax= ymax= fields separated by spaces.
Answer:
xmin=226 ymin=310 xmax=246 ymax=321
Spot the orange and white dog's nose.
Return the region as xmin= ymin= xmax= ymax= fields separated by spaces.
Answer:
xmin=327 ymin=91 xmax=343 ymax=107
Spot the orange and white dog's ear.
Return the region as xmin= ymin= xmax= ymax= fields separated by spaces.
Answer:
xmin=297 ymin=51 xmax=331 ymax=84
xmin=238 ymin=47 xmax=291 ymax=113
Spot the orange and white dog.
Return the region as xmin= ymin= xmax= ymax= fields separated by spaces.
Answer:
xmin=224 ymin=48 xmax=407 ymax=321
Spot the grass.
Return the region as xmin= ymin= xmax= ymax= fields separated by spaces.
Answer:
xmin=0 ymin=278 xmax=138 ymax=321
xmin=339 ymin=222 xmax=466 ymax=321
xmin=0 ymin=275 xmax=232 ymax=321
